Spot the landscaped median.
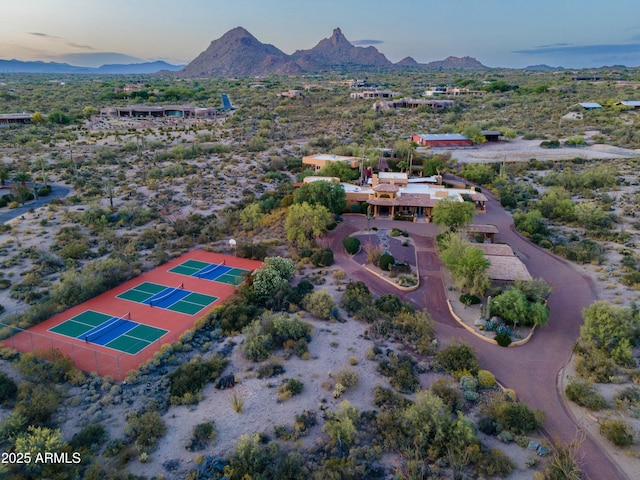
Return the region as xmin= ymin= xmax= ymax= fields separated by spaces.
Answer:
xmin=342 ymin=227 xmax=420 ymax=291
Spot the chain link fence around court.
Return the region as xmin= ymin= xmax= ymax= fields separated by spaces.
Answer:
xmin=0 ymin=323 xmax=183 ymax=381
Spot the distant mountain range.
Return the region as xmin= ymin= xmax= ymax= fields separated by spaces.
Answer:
xmin=0 ymin=59 xmax=184 ymax=74
xmin=178 ymin=27 xmax=488 ymax=77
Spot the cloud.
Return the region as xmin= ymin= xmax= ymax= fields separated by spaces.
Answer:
xmin=27 ymin=32 xmax=95 ymax=51
xmin=351 ymin=39 xmax=383 ymax=46
xmin=514 ymin=43 xmax=640 ymax=56
xmin=534 ymin=42 xmax=572 ymax=49
xmin=28 ymin=32 xmax=62 ymax=39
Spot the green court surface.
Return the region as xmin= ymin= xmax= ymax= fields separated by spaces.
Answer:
xmin=169 ymin=260 xmax=249 ymax=286
xmin=49 ymin=310 xmax=113 ymax=337
xmin=104 ymin=324 xmax=168 ymax=354
xmin=48 ymin=310 xmax=168 ymax=355
xmin=117 ymin=281 xmax=218 ymax=315
xmin=116 ymin=282 xmax=167 ymax=303
xmin=167 ymin=292 xmax=218 ymax=315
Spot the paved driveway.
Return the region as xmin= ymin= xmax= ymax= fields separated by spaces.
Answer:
xmin=329 ymin=195 xmax=626 ymax=479
xmin=0 ymin=183 xmax=71 ymax=224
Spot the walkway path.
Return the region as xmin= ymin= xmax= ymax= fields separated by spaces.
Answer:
xmin=0 ymin=183 xmax=71 ymax=224
xmin=329 ymin=195 xmax=626 ymax=479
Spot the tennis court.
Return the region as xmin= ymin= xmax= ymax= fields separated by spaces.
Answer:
xmin=168 ymin=259 xmax=249 ymax=286
xmin=116 ymin=281 xmax=218 ymax=315
xmin=48 ymin=310 xmax=168 ymax=355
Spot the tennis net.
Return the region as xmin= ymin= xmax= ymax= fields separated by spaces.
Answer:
xmin=85 ymin=313 xmax=130 ymax=343
xmin=149 ymin=284 xmax=183 ymax=307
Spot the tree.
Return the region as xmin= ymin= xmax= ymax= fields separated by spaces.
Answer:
xmin=432 ymin=197 xmax=474 ymax=231
xmin=462 ymin=125 xmax=486 ymax=144
xmin=460 ymin=163 xmax=496 ymax=185
xmin=579 ymin=301 xmax=639 ymax=367
xmin=13 ymin=171 xmax=31 ymax=187
xmin=341 ymin=280 xmax=372 ymax=315
xmin=293 ymin=179 xmax=346 ymax=214
xmin=439 ymin=233 xmax=490 ymax=296
xmin=303 ymin=289 xmax=337 ymax=320
xmin=0 ymin=167 xmax=8 ymax=187
xmin=14 ymin=426 xmax=71 ymax=478
xmin=317 ymin=161 xmax=359 ymax=182
xmin=285 ymin=202 xmax=331 ymax=249
xmin=30 ymin=111 xmax=47 ymax=125
xmin=240 ymin=203 xmax=264 ymax=231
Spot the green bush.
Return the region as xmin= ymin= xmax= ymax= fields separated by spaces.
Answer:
xmin=377 ymin=353 xmax=420 ymax=393
xmin=435 ymin=342 xmax=480 ymax=377
xmin=278 ymin=378 xmax=304 ymax=401
xmin=460 ymin=293 xmax=481 ymax=305
xmin=495 ymin=332 xmax=512 ymax=347
xmin=565 ymin=377 xmax=607 ymax=410
xmin=311 ymin=247 xmax=334 ymax=267
xmin=378 ymin=253 xmax=394 ymax=271
xmin=600 ymin=419 xmax=634 ymax=447
xmin=168 ymin=355 xmax=228 ymax=403
xmin=70 ymin=423 xmax=108 ymax=453
xmin=189 ymin=421 xmax=217 ymax=451
xmin=490 ymin=401 xmax=542 ymax=434
xmin=124 ymin=409 xmax=167 ymax=454
xmin=341 ymin=280 xmax=372 ymax=315
xmin=342 ymin=236 xmax=361 ymax=254
xmin=243 ymin=312 xmax=311 ymax=362
xmin=0 ymin=371 xmax=17 ymax=404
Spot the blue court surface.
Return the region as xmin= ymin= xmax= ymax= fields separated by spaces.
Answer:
xmin=116 ymin=282 xmax=218 ymax=315
xmin=168 ymin=260 xmax=249 ymax=286
xmin=48 ymin=310 xmax=168 ymax=354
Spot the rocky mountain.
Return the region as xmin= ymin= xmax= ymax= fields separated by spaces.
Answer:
xmin=524 ymin=64 xmax=564 ymax=71
xmin=291 ymin=28 xmax=392 ymax=70
xmin=423 ymin=56 xmax=487 ymax=70
xmin=395 ymin=56 xmax=421 ymax=68
xmin=178 ymin=27 xmax=302 ymax=77
xmin=178 ymin=27 xmax=488 ymax=77
xmin=0 ymin=59 xmax=183 ymax=74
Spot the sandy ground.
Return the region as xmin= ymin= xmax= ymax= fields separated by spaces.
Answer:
xmin=424 ymin=138 xmax=640 ymax=163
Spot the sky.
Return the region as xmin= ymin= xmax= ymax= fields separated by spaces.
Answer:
xmin=1 ymin=0 xmax=640 ymax=69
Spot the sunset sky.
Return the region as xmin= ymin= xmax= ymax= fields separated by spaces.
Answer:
xmin=2 ymin=0 xmax=640 ymax=68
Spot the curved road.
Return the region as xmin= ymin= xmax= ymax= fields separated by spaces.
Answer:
xmin=0 ymin=183 xmax=72 ymax=224
xmin=329 ymin=193 xmax=625 ymax=480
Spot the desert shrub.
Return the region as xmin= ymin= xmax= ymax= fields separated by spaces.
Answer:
xmin=375 ymin=293 xmax=408 ymax=317
xmin=600 ymin=419 xmax=634 ymax=447
xmin=477 ymin=416 xmax=498 ymax=436
xmin=574 ymin=347 xmax=616 ymax=382
xmin=430 ymin=377 xmax=464 ymax=412
xmin=377 ymin=353 xmax=420 ymax=393
xmin=236 ymin=242 xmax=269 ymax=260
xmin=565 ymin=377 xmax=607 ymax=410
xmin=341 ymin=280 xmax=372 ymax=315
xmin=70 ymin=423 xmax=108 ymax=453
xmin=302 ymin=289 xmax=337 ymax=320
xmin=434 ymin=342 xmax=480 ymax=377
xmin=168 ymin=355 xmax=228 ymax=403
xmin=334 ymin=368 xmax=359 ymax=390
xmin=460 ymin=293 xmax=481 ymax=305
xmin=278 ymin=378 xmax=304 ymax=401
xmin=342 ymin=236 xmax=361 ymax=254
xmin=125 ymin=409 xmax=166 ymax=454
xmin=379 ymin=253 xmax=395 ymax=271
xmin=310 ymin=247 xmax=334 ymax=267
xmin=16 ymin=349 xmax=81 ymax=384
xmin=621 ymin=271 xmax=640 ymax=288
xmin=477 ymin=370 xmax=497 ymax=389
xmin=614 ymin=386 xmax=640 ymax=406
xmin=489 ymin=401 xmax=542 ymax=434
xmin=495 ymin=332 xmax=512 ymax=347
xmin=0 ymin=371 xmax=17 ymax=404
xmin=243 ymin=312 xmax=311 ymax=362
xmin=470 ymin=445 xmax=514 ymax=477
xmin=372 ymin=386 xmax=412 ymax=411
xmin=256 ymin=361 xmax=285 ymax=379
xmin=14 ymin=383 xmax=59 ymax=425
xmin=188 ymin=422 xmax=217 ymax=451
xmin=364 ymin=242 xmax=384 ymax=266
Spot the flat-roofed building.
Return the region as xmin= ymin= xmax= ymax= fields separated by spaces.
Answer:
xmin=99 ymin=105 xmax=218 ymax=118
xmin=0 ymin=113 xmax=34 ymax=125
xmin=302 ymin=154 xmax=360 ymax=172
xmin=411 ymin=133 xmax=473 ymax=147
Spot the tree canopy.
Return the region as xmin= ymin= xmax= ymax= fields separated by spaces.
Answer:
xmin=293 ymin=180 xmax=346 ymax=214
xmin=432 ymin=197 xmax=475 ymax=231
xmin=285 ymin=202 xmax=331 ymax=249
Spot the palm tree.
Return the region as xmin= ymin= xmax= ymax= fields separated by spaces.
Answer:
xmin=13 ymin=171 xmax=31 ymax=187
xmin=0 ymin=167 xmax=8 ymax=187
